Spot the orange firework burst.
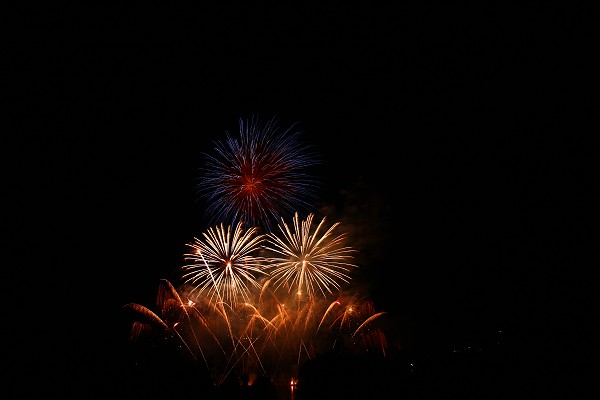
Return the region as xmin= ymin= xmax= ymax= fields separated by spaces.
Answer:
xmin=124 ymin=279 xmax=389 ymax=387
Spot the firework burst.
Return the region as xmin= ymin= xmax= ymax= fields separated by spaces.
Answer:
xmin=181 ymin=221 xmax=267 ymax=306
xmin=262 ymin=212 xmax=358 ymax=300
xmin=125 ymin=279 xmax=389 ymax=387
xmin=196 ymin=116 xmax=321 ymax=233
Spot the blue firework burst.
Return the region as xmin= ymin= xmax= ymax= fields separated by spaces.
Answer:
xmin=196 ymin=116 xmax=321 ymax=232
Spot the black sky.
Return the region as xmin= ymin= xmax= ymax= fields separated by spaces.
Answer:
xmin=7 ymin=3 xmax=591 ymax=397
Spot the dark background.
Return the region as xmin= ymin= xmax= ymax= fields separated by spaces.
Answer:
xmin=6 ymin=3 xmax=591 ymax=398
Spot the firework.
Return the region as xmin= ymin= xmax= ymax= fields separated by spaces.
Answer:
xmin=125 ymin=278 xmax=389 ymax=387
xmin=123 ymin=116 xmax=391 ymax=392
xmin=262 ymin=212 xmax=358 ymax=300
xmin=195 ymin=116 xmax=321 ymax=233
xmin=181 ymin=221 xmax=268 ymax=306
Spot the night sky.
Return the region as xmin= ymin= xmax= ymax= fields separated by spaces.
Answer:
xmin=7 ymin=3 xmax=590 ymax=398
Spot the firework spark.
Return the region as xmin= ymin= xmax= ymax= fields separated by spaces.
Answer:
xmin=181 ymin=221 xmax=267 ymax=306
xmin=262 ymin=212 xmax=358 ymax=299
xmin=195 ymin=116 xmax=321 ymax=233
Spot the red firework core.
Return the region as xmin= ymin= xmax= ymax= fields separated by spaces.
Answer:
xmin=243 ymin=178 xmax=261 ymax=194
